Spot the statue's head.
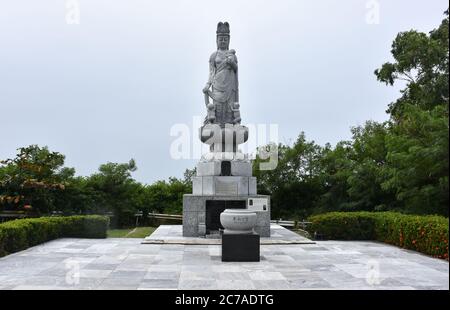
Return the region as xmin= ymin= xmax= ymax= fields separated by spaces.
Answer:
xmin=216 ymin=22 xmax=230 ymax=50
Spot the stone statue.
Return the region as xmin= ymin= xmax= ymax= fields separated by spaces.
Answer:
xmin=203 ymin=22 xmax=241 ymax=126
xmin=182 ymin=21 xmax=271 ymax=240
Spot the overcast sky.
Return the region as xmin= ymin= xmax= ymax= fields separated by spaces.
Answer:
xmin=0 ymin=0 xmax=448 ymax=184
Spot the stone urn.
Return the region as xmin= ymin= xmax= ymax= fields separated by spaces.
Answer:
xmin=220 ymin=209 xmax=257 ymax=234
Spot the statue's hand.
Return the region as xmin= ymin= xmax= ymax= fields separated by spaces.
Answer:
xmin=202 ymin=85 xmax=210 ymax=94
xmin=226 ymin=57 xmax=237 ymax=70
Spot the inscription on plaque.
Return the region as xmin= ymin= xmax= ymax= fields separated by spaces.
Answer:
xmin=215 ymin=180 xmax=238 ymax=195
xmin=248 ymin=198 xmax=269 ymax=211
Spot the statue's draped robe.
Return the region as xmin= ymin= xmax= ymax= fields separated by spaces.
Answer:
xmin=207 ymin=50 xmax=239 ymax=125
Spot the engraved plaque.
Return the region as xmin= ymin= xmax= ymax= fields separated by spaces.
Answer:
xmin=215 ymin=180 xmax=238 ymax=195
xmin=248 ymin=198 xmax=269 ymax=211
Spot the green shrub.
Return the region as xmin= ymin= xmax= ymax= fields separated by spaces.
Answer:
xmin=0 ymin=215 xmax=109 ymax=257
xmin=308 ymin=212 xmax=449 ymax=259
xmin=307 ymin=212 xmax=376 ymax=240
xmin=57 ymin=215 xmax=109 ymax=238
xmin=373 ymin=213 xmax=448 ymax=259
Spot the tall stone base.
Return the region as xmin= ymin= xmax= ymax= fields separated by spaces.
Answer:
xmin=183 ymin=194 xmax=271 ymax=237
xmin=183 ymin=125 xmax=271 ymax=238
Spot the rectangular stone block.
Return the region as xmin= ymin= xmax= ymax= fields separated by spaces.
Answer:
xmin=202 ymin=176 xmax=215 ymax=195
xmin=198 ymin=211 xmax=206 ymax=224
xmin=254 ymin=225 xmax=270 ymax=237
xmin=198 ymin=223 xmax=206 ymax=235
xmin=255 ymin=211 xmax=271 ymax=227
xmin=237 ymin=177 xmax=250 ymax=196
xmin=215 ymin=177 xmax=239 ymax=196
xmin=197 ymin=161 xmax=221 ymax=176
xmin=249 ymin=177 xmax=257 ymax=195
xmin=231 ymin=161 xmax=252 ymax=176
xmin=192 ymin=177 xmax=203 ymax=195
xmin=182 ymin=212 xmax=199 ymax=237
xmin=183 ymin=225 xmax=197 ymax=237
xmin=222 ymin=233 xmax=260 ymax=262
xmin=183 ymin=211 xmax=198 ymax=227
xmin=183 ymin=195 xmax=205 ymax=212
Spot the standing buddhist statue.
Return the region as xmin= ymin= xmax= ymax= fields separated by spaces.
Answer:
xmin=202 ymin=22 xmax=241 ymax=126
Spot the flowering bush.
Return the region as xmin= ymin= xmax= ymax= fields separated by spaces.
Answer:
xmin=308 ymin=212 xmax=448 ymax=260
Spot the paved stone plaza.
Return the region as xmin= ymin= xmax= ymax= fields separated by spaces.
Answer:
xmin=143 ymin=224 xmax=314 ymax=245
xmin=0 ymin=226 xmax=448 ymax=290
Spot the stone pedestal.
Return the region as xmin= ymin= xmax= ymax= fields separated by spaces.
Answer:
xmin=183 ymin=195 xmax=270 ymax=237
xmin=182 ymin=107 xmax=271 ymax=238
xmin=192 ymin=176 xmax=257 ymax=196
xmin=221 ymin=233 xmax=260 ymax=262
xmin=197 ymin=160 xmax=252 ymax=177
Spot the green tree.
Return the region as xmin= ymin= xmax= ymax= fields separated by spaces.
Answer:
xmin=253 ymin=133 xmax=325 ymax=219
xmin=375 ymin=10 xmax=449 ymax=119
xmin=381 ymin=105 xmax=449 ymax=215
xmin=375 ymin=9 xmax=449 ymax=216
xmin=0 ymin=145 xmax=70 ymax=214
xmin=86 ymin=159 xmax=140 ymax=226
xmin=316 ymin=141 xmax=353 ymax=213
xmin=345 ymin=121 xmax=395 ymax=211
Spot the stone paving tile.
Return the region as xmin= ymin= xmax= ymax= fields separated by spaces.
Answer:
xmin=216 ymin=280 xmax=256 ymax=290
xmin=248 ymin=271 xmax=286 ymax=281
xmin=180 ymin=270 xmax=214 ymax=281
xmin=95 ymin=285 xmax=139 ymax=290
xmin=280 ymin=271 xmax=313 ymax=280
xmin=147 ymin=264 xmax=181 ymax=272
xmin=99 ymin=276 xmax=143 ymax=287
xmin=63 ymin=256 xmax=98 ymax=265
xmin=287 ymin=277 xmax=333 ymax=289
xmin=83 ymin=263 xmax=120 ymax=270
xmin=253 ymin=280 xmax=291 ymax=290
xmin=144 ymin=271 xmax=180 ymax=280
xmin=394 ymin=276 xmax=449 ymax=288
xmin=140 ymin=279 xmax=179 ymax=289
xmin=91 ymin=255 xmax=127 ymax=265
xmin=56 ymin=278 xmax=106 ymax=290
xmin=152 ymin=254 xmax=183 ymax=265
xmin=0 ymin=276 xmax=30 ymax=287
xmin=115 ymin=262 xmax=156 ymax=271
xmin=79 ymin=269 xmax=113 ymax=278
xmin=178 ymin=279 xmax=218 ymax=290
xmin=0 ymin=264 xmax=59 ymax=276
xmin=13 ymin=276 xmax=68 ymax=287
xmin=264 ymin=255 xmax=297 ymax=263
xmin=109 ymin=270 xmax=146 ymax=279
xmin=13 ymin=285 xmax=76 ymax=290
xmin=215 ymin=272 xmax=251 ymax=281
xmin=211 ymin=265 xmax=245 ymax=273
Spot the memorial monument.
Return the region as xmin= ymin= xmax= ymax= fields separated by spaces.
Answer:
xmin=182 ymin=22 xmax=271 ymax=238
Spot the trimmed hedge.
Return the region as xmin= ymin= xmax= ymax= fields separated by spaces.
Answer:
xmin=308 ymin=212 xmax=449 ymax=260
xmin=0 ymin=215 xmax=109 ymax=257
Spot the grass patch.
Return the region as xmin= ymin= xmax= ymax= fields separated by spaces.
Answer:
xmin=107 ymin=226 xmax=156 ymax=238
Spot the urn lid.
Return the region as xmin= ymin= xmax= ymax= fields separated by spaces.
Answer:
xmin=222 ymin=209 xmax=255 ymax=214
